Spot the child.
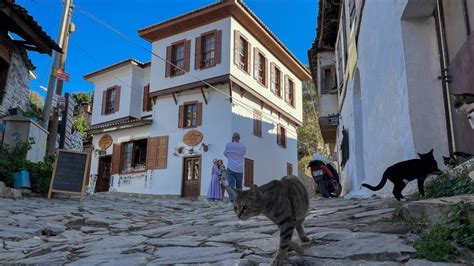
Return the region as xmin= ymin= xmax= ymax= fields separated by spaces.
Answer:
xmin=207 ymin=159 xmax=222 ymax=203
xmin=217 ymin=159 xmax=228 ymax=201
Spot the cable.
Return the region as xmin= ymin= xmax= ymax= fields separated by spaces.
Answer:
xmin=74 ymin=5 xmax=315 ymax=143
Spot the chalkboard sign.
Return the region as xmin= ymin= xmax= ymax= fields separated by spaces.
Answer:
xmin=48 ymin=150 xmax=90 ymax=201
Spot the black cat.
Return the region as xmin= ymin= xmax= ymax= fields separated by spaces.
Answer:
xmin=362 ymin=149 xmax=440 ymax=201
xmin=443 ymin=152 xmax=473 ymax=167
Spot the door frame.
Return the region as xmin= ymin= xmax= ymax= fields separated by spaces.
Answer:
xmin=181 ymin=155 xmax=202 ymax=197
xmin=96 ymin=155 xmax=112 ymax=193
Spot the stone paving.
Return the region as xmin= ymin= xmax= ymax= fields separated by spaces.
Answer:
xmin=0 ymin=193 xmax=464 ymax=265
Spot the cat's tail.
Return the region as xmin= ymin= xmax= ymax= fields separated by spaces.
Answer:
xmin=361 ymin=174 xmax=388 ymax=191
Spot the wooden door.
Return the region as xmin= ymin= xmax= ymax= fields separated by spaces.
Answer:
xmin=96 ymin=156 xmax=111 ymax=192
xmin=244 ymin=158 xmax=254 ymax=187
xmin=182 ymin=156 xmax=201 ymax=197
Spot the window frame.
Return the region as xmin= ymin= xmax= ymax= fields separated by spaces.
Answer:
xmin=182 ymin=101 xmax=198 ymax=129
xmin=253 ymin=110 xmax=262 ymax=138
xmin=238 ymin=36 xmax=249 ymax=73
xmin=170 ymin=40 xmax=186 ymax=77
xmin=277 ymin=124 xmax=287 ymax=149
xmin=200 ymin=31 xmax=217 ymax=69
xmin=121 ymin=138 xmax=148 ymax=173
xmin=104 ymin=87 xmax=117 ymax=115
xmin=285 ymin=76 xmax=295 ymax=108
xmin=255 ymin=50 xmax=267 ymax=86
xmin=271 ymin=63 xmax=282 ymax=98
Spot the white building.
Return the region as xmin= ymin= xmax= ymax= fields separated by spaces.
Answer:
xmin=309 ymin=0 xmax=474 ymax=197
xmin=84 ymin=0 xmax=311 ymax=197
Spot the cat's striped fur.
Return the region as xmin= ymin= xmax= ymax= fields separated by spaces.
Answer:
xmin=230 ymin=176 xmax=309 ymax=266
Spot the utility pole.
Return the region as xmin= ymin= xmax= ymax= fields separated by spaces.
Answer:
xmin=42 ymin=0 xmax=74 ymax=154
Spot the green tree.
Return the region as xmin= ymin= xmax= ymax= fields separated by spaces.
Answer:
xmin=297 ymin=81 xmax=330 ymax=169
xmin=72 ymin=115 xmax=89 ymax=138
xmin=24 ymin=91 xmax=44 ymax=120
xmin=72 ymin=92 xmax=92 ymax=113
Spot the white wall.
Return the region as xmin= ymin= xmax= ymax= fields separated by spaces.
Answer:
xmin=230 ymin=87 xmax=298 ymax=187
xmin=230 ymin=18 xmax=303 ymax=124
xmin=150 ymin=18 xmax=232 ymax=92
xmin=317 ymin=52 xmax=338 ymax=117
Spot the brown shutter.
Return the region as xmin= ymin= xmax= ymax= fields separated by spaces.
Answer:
xmin=178 ymin=105 xmax=184 ymax=128
xmin=277 ymin=124 xmax=281 ymax=146
xmin=244 ymin=158 xmax=254 ymax=187
xmin=215 ymin=30 xmax=222 ymax=65
xmin=195 ymin=36 xmax=202 ymax=70
xmin=253 ymin=111 xmax=261 ymax=137
xmin=279 ymin=69 xmax=283 ymax=97
xmin=101 ymin=90 xmax=107 ymax=115
xmin=287 ymin=163 xmax=293 ymax=176
xmin=146 ymin=137 xmax=158 ymax=169
xmin=165 ymin=45 xmax=172 ymax=77
xmin=247 ymin=41 xmax=252 ymax=74
xmin=184 ymin=40 xmax=191 ymax=72
xmin=234 ymin=30 xmax=240 ymax=66
xmin=142 ymin=84 xmax=150 ymax=112
xmin=253 ymin=47 xmax=257 ymax=79
xmin=264 ymin=57 xmax=268 ymax=87
xmin=197 ymin=102 xmax=203 ymax=126
xmin=111 ymin=143 xmax=122 ymax=174
xmin=157 ymin=136 xmax=169 ymax=169
xmin=114 ymin=86 xmax=121 ymax=112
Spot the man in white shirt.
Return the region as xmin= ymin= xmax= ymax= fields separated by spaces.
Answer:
xmin=223 ymin=132 xmax=246 ymax=204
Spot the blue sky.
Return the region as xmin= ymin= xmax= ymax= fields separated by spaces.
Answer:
xmin=17 ymin=0 xmax=318 ymax=99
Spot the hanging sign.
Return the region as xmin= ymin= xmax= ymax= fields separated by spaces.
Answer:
xmin=183 ymin=130 xmax=203 ymax=146
xmin=55 ymin=69 xmax=70 ymax=81
xmin=98 ymin=134 xmax=113 ymax=149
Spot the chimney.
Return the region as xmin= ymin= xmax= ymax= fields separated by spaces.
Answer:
xmin=81 ymin=102 xmax=91 ymax=114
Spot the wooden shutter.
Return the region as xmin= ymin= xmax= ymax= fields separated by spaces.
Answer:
xmin=253 ymin=111 xmax=261 ymax=137
xmin=282 ymin=127 xmax=287 ymax=148
xmin=215 ymin=30 xmax=222 ymax=64
xmin=277 ymin=124 xmax=281 ymax=146
xmin=157 ymin=136 xmax=169 ymax=169
xmin=184 ymin=40 xmax=191 ymax=72
xmin=197 ymin=102 xmax=203 ymax=126
xmin=270 ymin=63 xmax=275 ymax=92
xmin=264 ymin=57 xmax=268 ymax=87
xmin=111 ymin=143 xmax=122 ymax=174
xmin=284 ymin=75 xmax=289 ymax=102
xmin=178 ymin=105 xmax=184 ymax=128
xmin=244 ymin=158 xmax=254 ymax=187
xmin=253 ymin=47 xmax=258 ymax=79
xmin=233 ymin=30 xmax=240 ymax=66
xmin=287 ymin=163 xmax=293 ymax=176
xmin=146 ymin=137 xmax=158 ymax=169
xmin=165 ymin=45 xmax=172 ymax=77
xmin=114 ymin=86 xmax=121 ymax=112
xmin=142 ymin=84 xmax=150 ymax=112
xmin=101 ymin=90 xmax=107 ymax=115
xmin=195 ymin=36 xmax=202 ymax=70
xmin=247 ymin=41 xmax=252 ymax=74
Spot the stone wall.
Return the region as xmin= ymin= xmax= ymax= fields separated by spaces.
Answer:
xmin=0 ymin=48 xmax=30 ymax=117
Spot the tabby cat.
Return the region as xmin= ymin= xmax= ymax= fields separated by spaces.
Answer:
xmin=443 ymin=152 xmax=473 ymax=167
xmin=362 ymin=149 xmax=440 ymax=201
xmin=229 ymin=176 xmax=309 ymax=266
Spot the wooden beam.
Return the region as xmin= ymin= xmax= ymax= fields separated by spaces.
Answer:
xmin=200 ymin=87 xmax=208 ymax=105
xmin=260 ymin=100 xmax=264 ymax=110
xmin=239 ymin=87 xmax=246 ymax=97
xmin=172 ymin=92 xmax=178 ymax=105
xmin=228 ymin=80 xmax=233 ymax=103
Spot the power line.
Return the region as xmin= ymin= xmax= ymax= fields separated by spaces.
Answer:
xmin=75 ymin=5 xmax=314 ymax=144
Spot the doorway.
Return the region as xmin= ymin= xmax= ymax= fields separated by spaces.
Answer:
xmin=96 ymin=156 xmax=111 ymax=192
xmin=182 ymin=156 xmax=201 ymax=197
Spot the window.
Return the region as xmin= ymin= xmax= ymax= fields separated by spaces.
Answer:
xmin=202 ymin=34 xmax=216 ymax=68
xmin=277 ymin=124 xmax=287 ymax=148
xmin=143 ymin=84 xmax=152 ymax=112
xmin=322 ymin=67 xmax=336 ymax=94
xmin=244 ymin=158 xmax=254 ymax=187
xmin=271 ymin=63 xmax=281 ymax=97
xmin=238 ymin=36 xmax=249 ymax=72
xmin=285 ymin=76 xmax=295 ymax=107
xmin=287 ymin=163 xmax=293 ymax=176
xmin=178 ymin=102 xmax=202 ymax=128
xmin=255 ymin=51 xmax=267 ymax=86
xmin=104 ymin=87 xmax=116 ymax=115
xmin=171 ymin=43 xmax=185 ymax=76
xmin=121 ymin=139 xmax=147 ymax=173
xmin=253 ymin=110 xmax=262 ymax=137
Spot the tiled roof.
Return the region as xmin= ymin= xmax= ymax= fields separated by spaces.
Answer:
xmin=88 ymin=117 xmax=152 ymax=134
xmin=2 ymin=0 xmax=61 ymax=54
xmin=83 ymin=58 xmax=150 ymax=80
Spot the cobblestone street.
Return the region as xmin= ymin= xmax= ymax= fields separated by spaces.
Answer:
xmin=0 ymin=194 xmax=458 ymax=265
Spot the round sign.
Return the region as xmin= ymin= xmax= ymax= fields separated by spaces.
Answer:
xmin=98 ymin=134 xmax=113 ymax=149
xmin=183 ymin=130 xmax=203 ymax=147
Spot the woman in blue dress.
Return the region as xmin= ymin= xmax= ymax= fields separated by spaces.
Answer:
xmin=207 ymin=159 xmax=222 ymax=203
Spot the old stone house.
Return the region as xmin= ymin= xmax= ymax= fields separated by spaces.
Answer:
xmin=0 ymin=0 xmax=60 ymax=117
xmin=309 ymin=0 xmax=474 ymax=197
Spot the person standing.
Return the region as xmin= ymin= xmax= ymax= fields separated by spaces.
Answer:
xmin=223 ymin=132 xmax=246 ymax=204
xmin=207 ymin=159 xmax=222 ymax=203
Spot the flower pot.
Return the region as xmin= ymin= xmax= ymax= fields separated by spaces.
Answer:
xmin=13 ymin=171 xmax=31 ymax=189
